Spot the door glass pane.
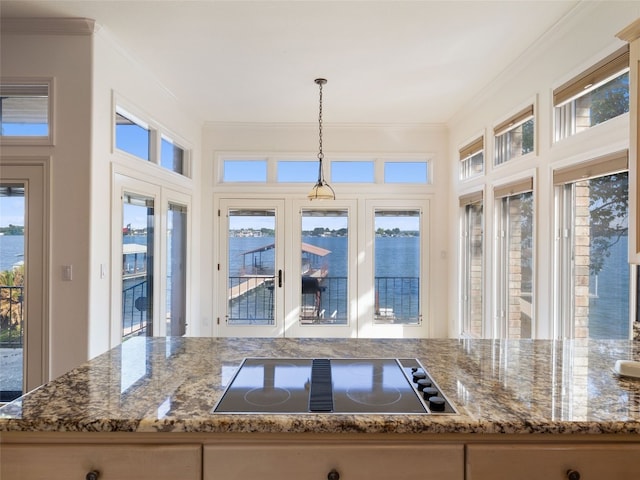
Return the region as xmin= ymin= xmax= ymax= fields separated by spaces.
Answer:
xmin=227 ymin=209 xmax=276 ymax=325
xmin=573 ymin=173 xmax=629 ymax=338
xmin=374 ymin=210 xmax=421 ymax=324
xmin=167 ymin=203 xmax=187 ymax=336
xmin=300 ymin=210 xmax=348 ymax=325
xmin=0 ymin=184 xmax=25 ymax=402
xmin=462 ymin=202 xmax=483 ymax=337
xmin=122 ymin=194 xmax=154 ymax=339
xmin=500 ymin=192 xmax=533 ymax=339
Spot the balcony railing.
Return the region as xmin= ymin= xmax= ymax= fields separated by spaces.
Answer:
xmin=122 ymin=279 xmax=149 ymax=338
xmin=226 ymin=275 xmax=420 ymax=325
xmin=0 ymin=285 xmax=24 ymax=347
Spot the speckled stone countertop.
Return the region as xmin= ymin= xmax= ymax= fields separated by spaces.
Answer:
xmin=1 ymin=337 xmax=640 ymax=435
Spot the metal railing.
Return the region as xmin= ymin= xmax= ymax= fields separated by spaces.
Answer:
xmin=0 ymin=285 xmax=24 ymax=347
xmin=122 ymin=280 xmax=149 ymax=338
xmin=226 ymin=275 xmax=420 ymax=325
xmin=375 ymin=276 xmax=420 ymax=324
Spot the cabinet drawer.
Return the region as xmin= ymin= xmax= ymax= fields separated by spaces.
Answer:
xmin=204 ymin=442 xmax=463 ymax=480
xmin=0 ymin=443 xmax=202 ymax=480
xmin=466 ymin=443 xmax=640 ymax=480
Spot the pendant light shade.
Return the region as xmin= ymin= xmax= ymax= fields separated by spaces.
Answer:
xmin=308 ymin=78 xmax=335 ymax=200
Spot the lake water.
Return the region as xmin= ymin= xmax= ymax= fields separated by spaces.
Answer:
xmin=0 ymin=234 xmax=632 ymax=338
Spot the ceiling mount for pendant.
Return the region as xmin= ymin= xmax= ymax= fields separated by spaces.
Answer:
xmin=308 ymin=78 xmax=335 ymax=200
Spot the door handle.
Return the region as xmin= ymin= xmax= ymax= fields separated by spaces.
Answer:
xmin=278 ymin=269 xmax=283 ymax=287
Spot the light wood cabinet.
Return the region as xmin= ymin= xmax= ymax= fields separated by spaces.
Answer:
xmin=0 ymin=443 xmax=202 ymax=480
xmin=618 ymin=19 xmax=640 ymax=263
xmin=466 ymin=443 xmax=640 ymax=480
xmin=203 ymin=442 xmax=464 ymax=480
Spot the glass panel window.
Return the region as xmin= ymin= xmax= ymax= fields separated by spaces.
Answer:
xmin=494 ymin=117 xmax=534 ymax=166
xmin=384 ymin=162 xmax=428 ymax=183
xmin=223 ymin=160 xmax=267 ymax=182
xmin=0 ymin=184 xmax=25 ymax=402
xmin=116 ymin=110 xmax=151 ymax=161
xmin=374 ymin=209 xmax=421 ymax=325
xmin=167 ymin=203 xmax=187 ymax=336
xmin=555 ymin=71 xmax=629 ymax=141
xmin=0 ymin=83 xmax=49 ymax=138
xmin=300 ymin=210 xmax=348 ymax=325
xmin=161 ymin=136 xmax=185 ymax=175
xmin=497 ymin=191 xmax=533 ymax=338
xmin=460 ymin=151 xmax=484 ymax=180
xmin=227 ymin=209 xmax=276 ymax=325
xmin=559 ymin=172 xmax=629 ymax=338
xmin=461 ymin=201 xmax=483 ymax=337
xmin=277 ymin=161 xmax=316 ymax=182
xmin=122 ymin=194 xmax=155 ymax=339
xmin=331 ymin=161 xmax=374 ymax=183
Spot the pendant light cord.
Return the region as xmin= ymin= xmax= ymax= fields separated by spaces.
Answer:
xmin=317 ymin=79 xmax=324 ymax=182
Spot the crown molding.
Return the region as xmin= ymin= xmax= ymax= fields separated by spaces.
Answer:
xmin=617 ymin=17 xmax=640 ymax=44
xmin=1 ymin=17 xmax=99 ymax=36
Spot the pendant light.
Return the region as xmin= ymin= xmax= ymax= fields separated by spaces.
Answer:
xmin=308 ymin=78 xmax=335 ymax=200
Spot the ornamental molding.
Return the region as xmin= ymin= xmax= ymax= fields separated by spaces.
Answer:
xmin=1 ymin=17 xmax=99 ymax=36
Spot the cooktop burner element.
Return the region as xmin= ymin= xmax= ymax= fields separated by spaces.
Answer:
xmin=213 ymin=358 xmax=457 ymax=415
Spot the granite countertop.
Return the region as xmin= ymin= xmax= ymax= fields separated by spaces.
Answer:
xmin=1 ymin=337 xmax=640 ymax=435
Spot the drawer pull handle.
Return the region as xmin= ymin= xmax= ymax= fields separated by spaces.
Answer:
xmin=86 ymin=471 xmax=100 ymax=480
xmin=327 ymin=469 xmax=340 ymax=480
xmin=566 ymin=469 xmax=581 ymax=480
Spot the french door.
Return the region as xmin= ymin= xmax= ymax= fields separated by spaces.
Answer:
xmin=218 ymin=200 xmax=285 ymax=337
xmin=113 ymin=173 xmax=191 ymax=344
xmin=0 ymin=160 xmax=47 ymax=402
xmin=217 ymin=198 xmax=357 ymax=338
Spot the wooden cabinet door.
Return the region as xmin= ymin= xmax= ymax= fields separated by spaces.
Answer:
xmin=204 ymin=442 xmax=463 ymax=480
xmin=0 ymin=444 xmax=202 ymax=480
xmin=466 ymin=443 xmax=640 ymax=480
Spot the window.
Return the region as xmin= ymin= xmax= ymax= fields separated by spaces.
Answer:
xmin=277 ymin=161 xmax=317 ymax=182
xmin=459 ymin=137 xmax=484 ymax=180
xmin=220 ymin=158 xmax=430 ymax=185
xmin=166 ymin=203 xmax=187 ymax=336
xmin=374 ymin=209 xmax=421 ymax=324
xmin=554 ymin=46 xmax=629 ymax=141
xmin=223 ymin=160 xmax=267 ymax=182
xmin=116 ymin=109 xmax=151 ymax=161
xmin=122 ymin=194 xmax=155 ymax=339
xmin=495 ymin=178 xmax=534 ymax=339
xmin=494 ymin=106 xmax=534 ymax=166
xmin=301 ymin=209 xmax=349 ymax=324
xmin=554 ymin=152 xmax=630 ymax=339
xmin=114 ymin=104 xmax=191 ymax=178
xmin=460 ymin=191 xmax=483 ymax=337
xmin=384 ymin=161 xmax=429 ymax=183
xmin=332 ymin=161 xmax=375 ymax=183
xmin=0 ymin=82 xmax=51 ymax=143
xmin=161 ymin=136 xmax=186 ymax=175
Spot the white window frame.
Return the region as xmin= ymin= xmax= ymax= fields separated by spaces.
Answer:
xmin=112 ymin=95 xmax=192 ymax=179
xmin=0 ymin=78 xmax=54 ymax=146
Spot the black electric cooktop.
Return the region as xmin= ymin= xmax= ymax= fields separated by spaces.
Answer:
xmin=213 ymin=358 xmax=457 ymax=415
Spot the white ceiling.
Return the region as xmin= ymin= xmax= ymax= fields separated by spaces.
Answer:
xmin=1 ymin=0 xmax=582 ymax=125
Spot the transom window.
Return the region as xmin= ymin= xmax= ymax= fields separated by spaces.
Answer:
xmin=459 ymin=137 xmax=484 ymax=180
xmin=494 ymin=106 xmax=535 ymax=166
xmin=0 ymin=81 xmax=51 ymax=143
xmin=554 ymin=46 xmax=629 ymax=142
xmin=114 ymin=104 xmax=191 ymax=177
xmin=221 ymin=158 xmax=430 ymax=184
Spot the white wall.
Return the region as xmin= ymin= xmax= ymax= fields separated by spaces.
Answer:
xmin=1 ymin=20 xmax=203 ymax=380
xmin=91 ymin=28 xmax=203 ymax=354
xmin=447 ymin=1 xmax=640 ymax=338
xmin=1 ymin=28 xmax=93 ymax=379
xmin=201 ymin=122 xmax=452 ymax=337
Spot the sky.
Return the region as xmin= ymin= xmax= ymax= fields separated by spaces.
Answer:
xmin=0 ymin=196 xmax=24 ymax=227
